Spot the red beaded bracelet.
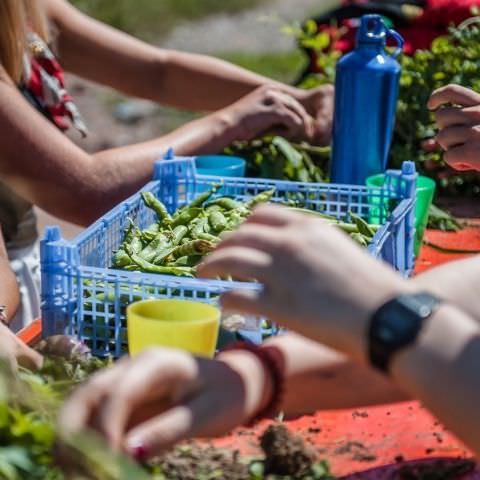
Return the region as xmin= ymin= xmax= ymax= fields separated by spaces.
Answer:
xmin=222 ymin=341 xmax=285 ymax=426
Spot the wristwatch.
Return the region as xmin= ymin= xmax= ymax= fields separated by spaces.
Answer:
xmin=368 ymin=292 xmax=442 ymax=374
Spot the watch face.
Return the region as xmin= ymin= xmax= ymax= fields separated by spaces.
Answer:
xmin=369 ymin=293 xmax=441 ymax=372
xmin=377 ymin=304 xmax=420 ymax=344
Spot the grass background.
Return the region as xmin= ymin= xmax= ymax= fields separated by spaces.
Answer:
xmin=69 ymin=0 xmax=311 ymax=83
xmin=70 ymin=0 xmax=269 ymax=39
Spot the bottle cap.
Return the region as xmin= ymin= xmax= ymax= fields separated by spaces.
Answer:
xmin=357 ymin=15 xmax=387 ymax=46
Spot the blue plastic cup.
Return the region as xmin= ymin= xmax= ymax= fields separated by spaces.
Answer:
xmin=195 ymin=156 xmax=246 ymax=178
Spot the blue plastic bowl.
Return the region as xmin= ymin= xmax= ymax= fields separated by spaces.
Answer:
xmin=195 ymin=155 xmax=246 ymax=178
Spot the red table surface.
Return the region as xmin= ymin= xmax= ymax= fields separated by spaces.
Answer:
xmin=211 ymin=227 xmax=480 ymax=478
xmin=18 ymin=228 xmax=480 ymax=478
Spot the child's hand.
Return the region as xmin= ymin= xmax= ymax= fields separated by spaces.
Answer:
xmin=428 ymin=84 xmax=480 ymax=171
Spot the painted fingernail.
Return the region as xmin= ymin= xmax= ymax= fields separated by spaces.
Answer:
xmin=129 ymin=439 xmax=148 ymax=462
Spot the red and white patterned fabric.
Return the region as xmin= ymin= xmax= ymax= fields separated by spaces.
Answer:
xmin=22 ymin=32 xmax=87 ymax=137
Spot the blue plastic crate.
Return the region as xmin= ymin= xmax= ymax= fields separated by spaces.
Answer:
xmin=41 ymin=157 xmax=416 ymax=357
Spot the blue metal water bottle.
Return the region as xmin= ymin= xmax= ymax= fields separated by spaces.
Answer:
xmin=331 ymin=15 xmax=404 ymax=185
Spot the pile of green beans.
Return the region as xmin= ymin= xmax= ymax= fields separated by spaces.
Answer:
xmin=113 ymin=186 xmax=379 ymax=278
xmin=288 ymin=208 xmax=380 ymax=247
xmin=112 ymin=184 xmax=276 ymax=277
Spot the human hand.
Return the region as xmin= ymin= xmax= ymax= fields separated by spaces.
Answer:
xmin=428 ymin=84 xmax=480 ymax=172
xmin=294 ymin=84 xmax=334 ymax=146
xmin=59 ymin=347 xmax=271 ymax=460
xmin=0 ymin=322 xmax=43 ymax=370
xmin=199 ymin=205 xmax=410 ymax=362
xmin=221 ymin=85 xmax=315 ymax=142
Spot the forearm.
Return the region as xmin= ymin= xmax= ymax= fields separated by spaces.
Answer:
xmin=47 ymin=0 xmax=291 ymax=111
xmin=263 ymin=333 xmax=408 ymax=415
xmin=0 ymin=234 xmax=19 ymax=323
xmin=412 ymin=256 xmax=480 ymax=320
xmin=392 ymin=304 xmax=480 ymax=457
xmin=8 ymin=112 xmax=235 ymax=226
xmin=152 ymin=51 xmax=287 ymax=111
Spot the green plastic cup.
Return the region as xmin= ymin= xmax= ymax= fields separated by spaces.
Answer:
xmin=366 ymin=174 xmax=436 ymax=256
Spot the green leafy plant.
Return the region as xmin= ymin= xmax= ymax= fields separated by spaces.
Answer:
xmin=225 ymin=136 xmax=330 ymax=183
xmin=293 ymin=18 xmax=480 ymax=196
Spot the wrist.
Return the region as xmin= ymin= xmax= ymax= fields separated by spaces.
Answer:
xmin=212 ymin=107 xmax=246 ymax=145
xmin=218 ymin=349 xmax=273 ymax=423
xmin=391 ymin=302 xmax=477 ymax=386
xmin=343 ymin=280 xmax=417 ymax=364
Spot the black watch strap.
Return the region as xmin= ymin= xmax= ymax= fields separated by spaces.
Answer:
xmin=368 ymin=292 xmax=442 ymax=374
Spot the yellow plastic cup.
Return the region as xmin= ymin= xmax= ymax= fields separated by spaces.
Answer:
xmin=127 ymin=299 xmax=220 ymax=358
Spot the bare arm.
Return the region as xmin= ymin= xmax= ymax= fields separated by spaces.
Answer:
xmin=2 ymin=61 xmax=315 ymax=226
xmin=0 ymin=70 xmax=242 ymax=226
xmin=0 ymin=230 xmax=19 ymax=323
xmin=43 ymin=0 xmax=335 ymax=145
xmin=392 ymin=304 xmax=480 ymax=456
xmin=199 ymin=207 xmax=480 ymax=457
xmin=45 ymin=0 xmax=288 ymax=111
xmin=413 ymin=255 xmax=480 ymax=320
xmin=262 ymin=333 xmax=408 ymax=415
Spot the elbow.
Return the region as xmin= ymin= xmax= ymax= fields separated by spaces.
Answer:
xmin=54 ymin=201 xmax=112 ymax=229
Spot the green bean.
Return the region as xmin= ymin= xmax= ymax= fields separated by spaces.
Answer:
xmin=350 ymin=232 xmax=370 ymax=247
xmin=205 ymin=204 xmax=223 ymax=214
xmin=181 ymin=237 xmax=191 ymax=245
xmin=190 ymin=216 xmax=209 ymax=239
xmin=225 ymin=211 xmax=244 ymax=230
xmin=203 ymin=218 xmax=212 ymax=234
xmin=288 ymin=207 xmax=379 ymax=236
xmin=112 ymin=249 xmax=132 ymax=268
xmin=152 ymin=246 xmax=176 ymax=265
xmin=123 ymin=219 xmax=136 ymax=244
xmin=170 ymin=255 xmax=202 ymax=267
xmin=244 ymin=188 xmax=275 ymax=208
xmin=208 ymin=197 xmax=241 ymax=211
xmin=141 ymin=223 xmax=160 ymax=243
xmin=139 ymin=233 xmax=169 ymax=263
xmin=144 ymin=222 xmax=160 ymax=235
xmin=171 ymin=225 xmax=189 ymax=245
xmin=209 ymin=211 xmax=227 ymax=233
xmin=187 ymin=182 xmax=222 ymax=209
xmin=141 ymin=230 xmax=157 ymax=243
xmin=125 ymin=245 xmax=194 ymax=277
xmin=130 ymin=233 xmax=144 ymax=255
xmin=168 ymin=239 xmax=215 ymax=260
xmin=141 ymin=192 xmax=172 ymax=226
xmin=198 ymin=232 xmax=220 ymax=243
xmin=171 ymin=208 xmax=202 ymax=228
xmin=350 ymin=212 xmax=376 ymax=238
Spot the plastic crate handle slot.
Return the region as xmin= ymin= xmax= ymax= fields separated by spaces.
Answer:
xmin=41 ymin=226 xmax=78 ymax=337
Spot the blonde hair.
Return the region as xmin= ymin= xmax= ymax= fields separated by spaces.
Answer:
xmin=0 ymin=0 xmax=49 ymax=83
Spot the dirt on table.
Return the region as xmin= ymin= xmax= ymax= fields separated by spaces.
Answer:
xmin=156 ymin=444 xmax=249 ymax=480
xmin=155 ymin=424 xmax=323 ymax=479
xmin=261 ymin=424 xmax=317 ymax=477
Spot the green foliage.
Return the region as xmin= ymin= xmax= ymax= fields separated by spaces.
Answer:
xmin=69 ymin=0 xmax=268 ymax=39
xmin=427 ymin=204 xmax=463 ymax=231
xmin=225 ymin=136 xmax=330 ymax=183
xmin=294 ymin=18 xmax=480 ymax=195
